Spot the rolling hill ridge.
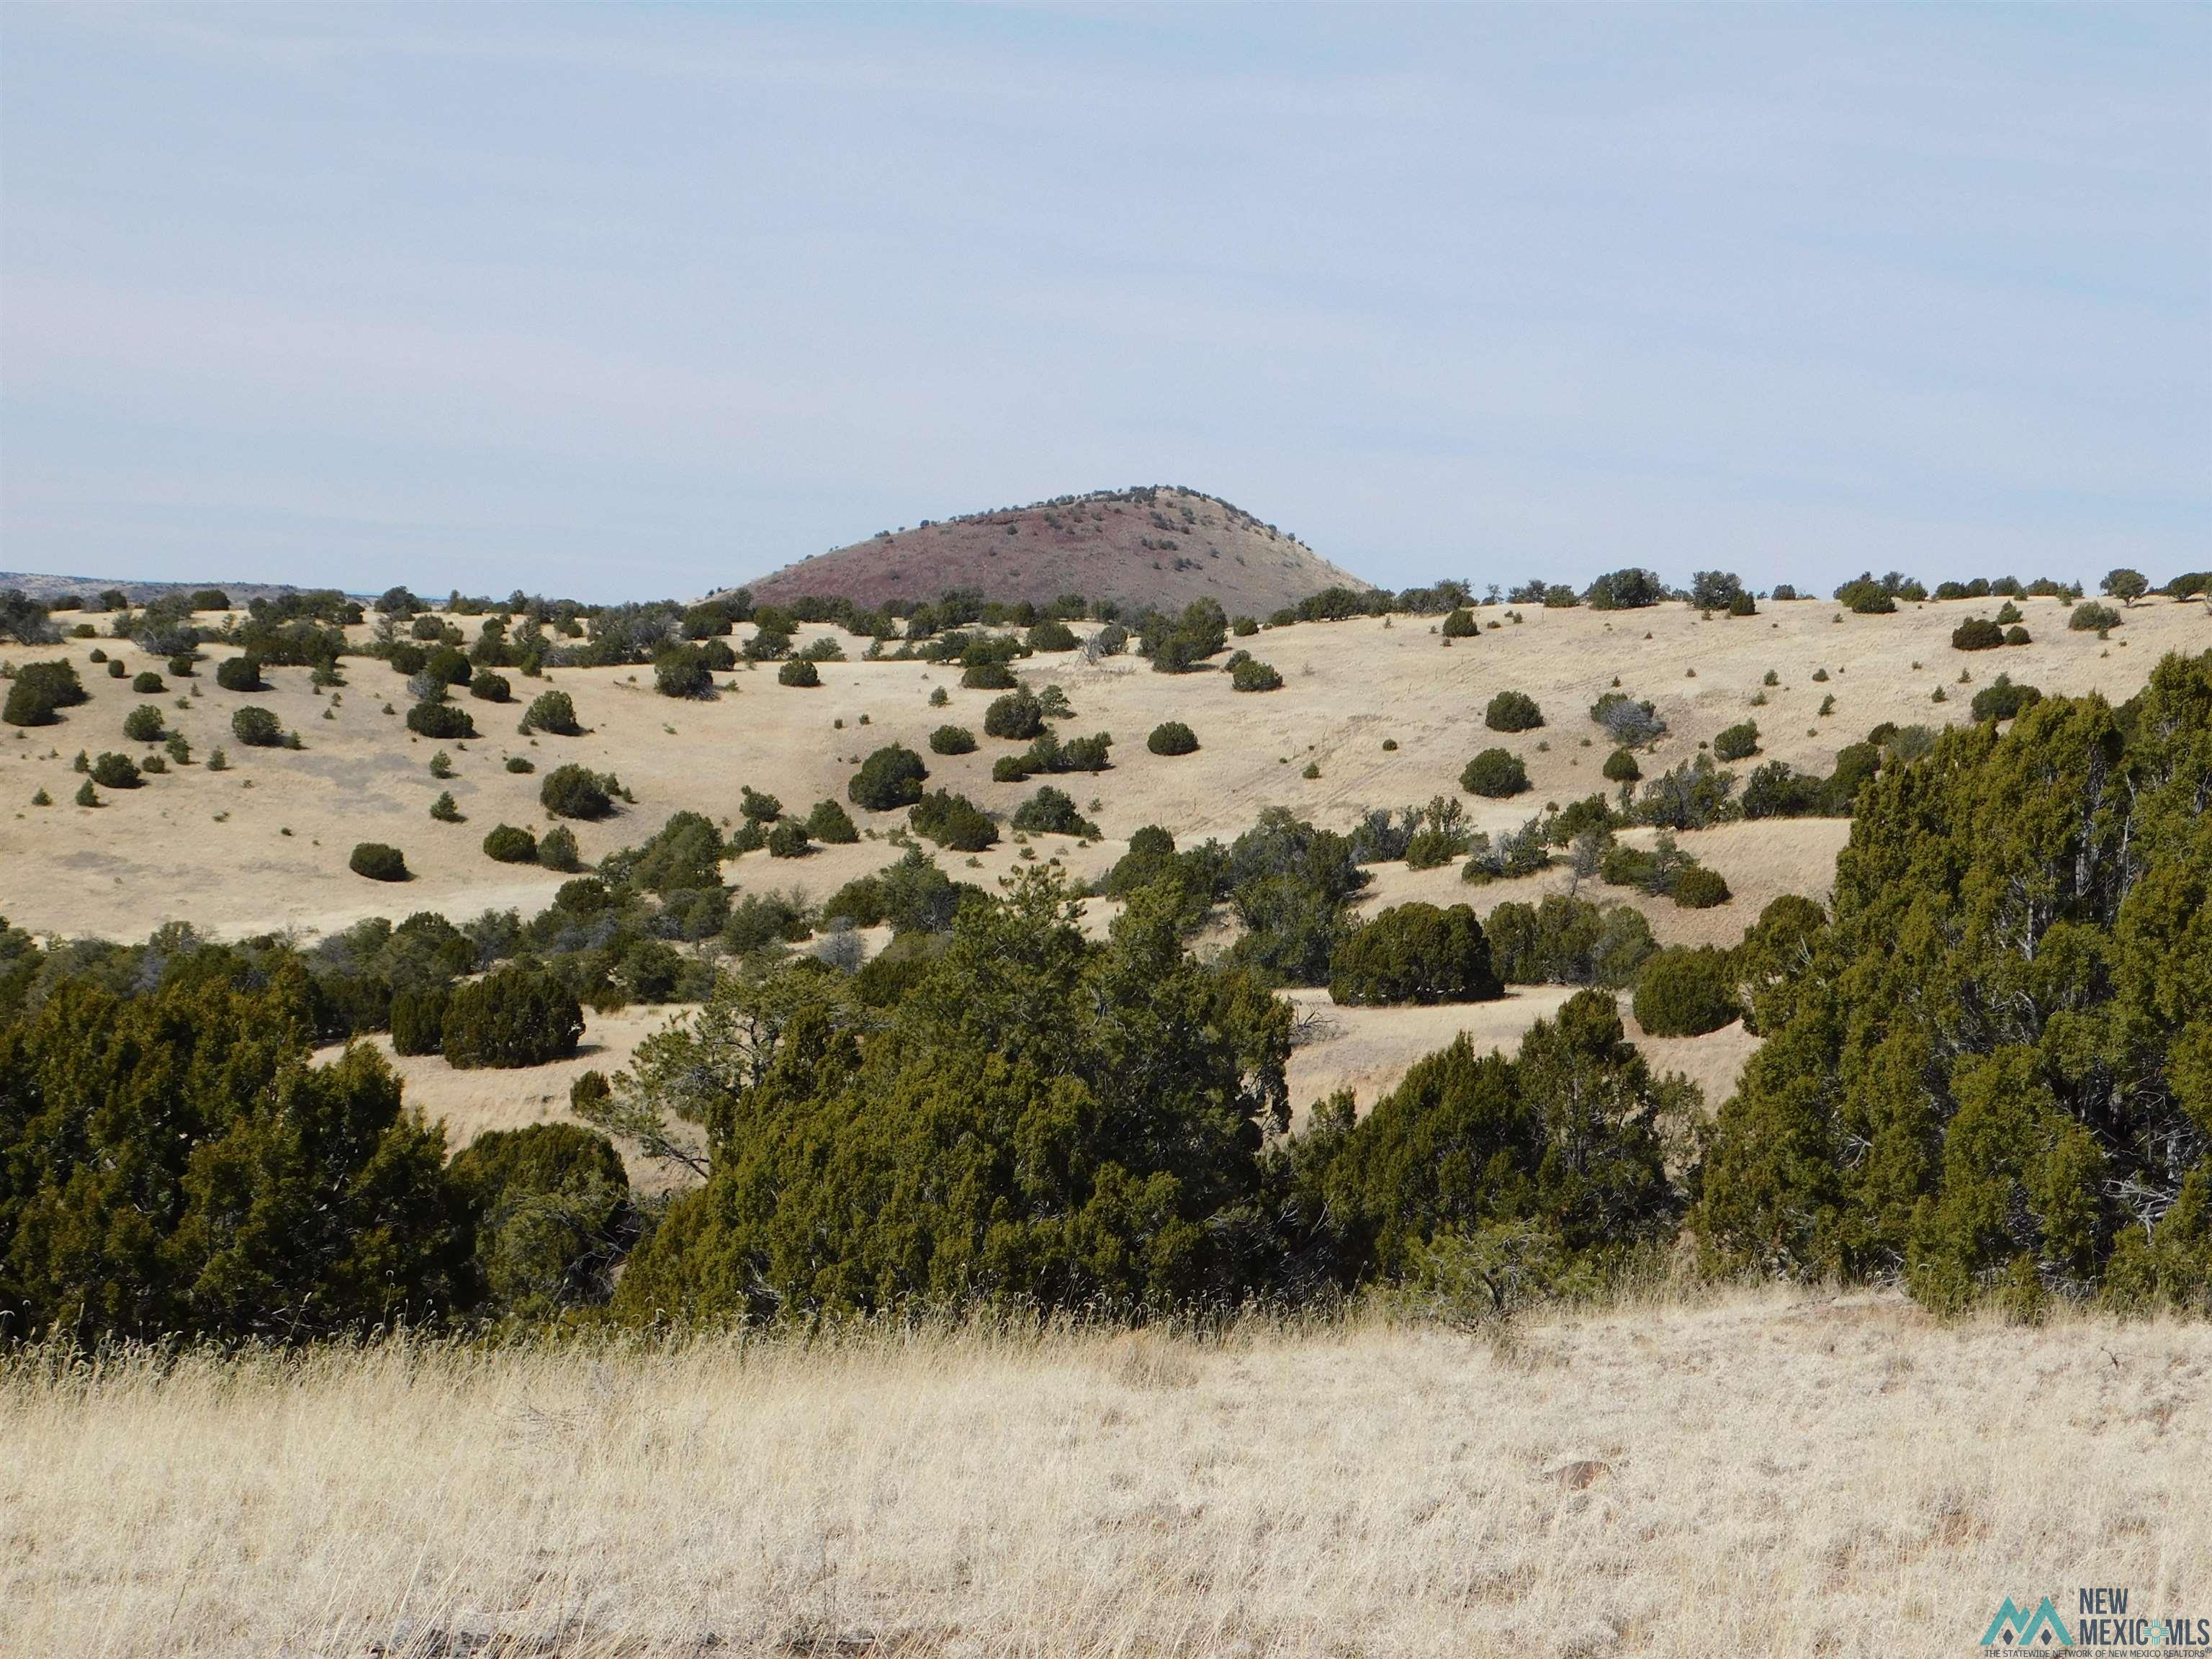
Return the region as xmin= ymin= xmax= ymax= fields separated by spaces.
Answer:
xmin=733 ymin=485 xmax=1372 ymax=616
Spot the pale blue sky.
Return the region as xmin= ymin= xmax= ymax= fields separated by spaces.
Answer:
xmin=3 ymin=4 xmax=2206 ymax=601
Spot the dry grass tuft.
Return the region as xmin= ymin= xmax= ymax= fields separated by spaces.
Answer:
xmin=5 ymin=1287 xmax=2208 ymax=1657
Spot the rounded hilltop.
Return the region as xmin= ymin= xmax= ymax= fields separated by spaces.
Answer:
xmin=729 ymin=485 xmax=1373 ymax=616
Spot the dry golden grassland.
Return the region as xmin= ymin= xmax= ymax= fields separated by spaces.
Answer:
xmin=4 ymin=1287 xmax=2206 ymax=1658
xmin=5 ymin=592 xmax=2200 ymax=948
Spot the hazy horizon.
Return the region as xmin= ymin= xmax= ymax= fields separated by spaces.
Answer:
xmin=4 ymin=5 xmax=2206 ymax=604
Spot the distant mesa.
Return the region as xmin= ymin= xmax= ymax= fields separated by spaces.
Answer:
xmin=0 ymin=572 xmax=322 ymax=606
xmin=728 ymin=485 xmax=1373 ymax=616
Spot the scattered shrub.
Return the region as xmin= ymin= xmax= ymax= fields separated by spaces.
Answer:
xmin=984 ymin=688 xmax=1044 ymax=740
xmin=520 ymin=689 xmax=583 ymax=736
xmin=122 ymin=704 xmax=165 ymax=742
xmin=910 ymin=788 xmax=998 ymax=850
xmin=1145 ymin=598 xmax=1230 ymax=673
xmin=89 ymin=752 xmax=142 ymax=789
xmin=231 ymin=706 xmax=284 ymax=747
xmin=929 ymin=724 xmax=976 ymax=755
xmin=442 ymin=967 xmax=585 ymax=1069
xmin=1318 ymin=990 xmax=1685 ymax=1292
xmin=2069 ymin=601 xmax=2121 ymax=632
xmin=1460 ymin=816 xmax=1552 ymax=885
xmin=652 ymin=648 xmax=718 ymax=699
xmin=1951 ymin=618 xmax=2005 ymax=652
xmin=1484 ymin=894 xmax=1656 ymax=988
xmin=430 ymin=791 xmax=464 ymax=822
xmin=423 ymin=645 xmax=472 ymax=688
xmin=1583 ymin=568 xmax=1667 ymax=610
xmin=766 ymin=819 xmax=813 ymax=858
xmin=1230 ymin=657 xmax=1283 ymax=692
xmin=1027 ymin=619 xmax=1078 ymax=652
xmin=2100 ymin=568 xmax=2148 ymax=608
xmin=1740 ymin=753 xmax=1866 ymax=819
xmin=1328 ymin=902 xmax=1503 ymax=1006
xmin=1147 ymin=720 xmax=1199 ymax=756
xmin=1969 ymin=673 xmax=2042 ymax=724
xmin=131 ymin=670 xmax=164 ymax=693
xmin=390 ymin=986 xmax=451 ymax=1056
xmin=1833 ymin=575 xmax=1898 ymax=614
xmin=723 ymin=890 xmax=814 ymax=954
xmin=1632 ymin=947 xmax=1739 ymax=1035
xmin=1460 ymin=747 xmax=1530 ymax=798
xmin=449 ymin=1123 xmax=636 ymax=1318
xmin=1712 ymin=721 xmax=1761 ymax=761
xmin=536 ymin=824 xmax=582 ymax=871
xmin=407 ymin=700 xmax=477 ymax=739
xmin=777 ymin=658 xmax=821 ymax=688
xmin=349 ymin=842 xmax=410 ymax=881
xmin=1602 ymin=747 xmax=1641 ymax=784
xmin=1600 ymin=830 xmax=1703 ymax=897
xmin=1485 ymin=690 xmax=1543 ymax=732
xmin=1441 ymin=607 xmax=1478 ymax=638
xmin=4 ymin=660 xmax=88 ymax=727
xmin=1591 ymin=691 xmax=1666 ymax=747
xmin=483 ymin=824 xmax=539 ymax=863
xmin=469 ymin=670 xmax=512 ymax=703
xmin=1395 ymin=800 xmax=1473 ymax=870
xmin=1008 ymin=785 xmax=1098 ymax=839
xmin=215 ymin=655 xmax=265 ymax=692
xmin=1671 ymin=866 xmax=1732 ymax=909
xmin=801 ymin=798 xmax=857 ymax=844
xmin=1012 ymin=729 xmax=1110 ymax=778
xmin=541 ymin=764 xmax=619 ymax=820
xmin=849 ymin=743 xmax=930 ymax=811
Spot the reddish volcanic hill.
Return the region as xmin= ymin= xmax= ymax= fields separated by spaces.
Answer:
xmin=731 ymin=486 xmax=1372 ymax=616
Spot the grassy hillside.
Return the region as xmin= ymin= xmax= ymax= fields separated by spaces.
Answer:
xmin=7 ymin=589 xmax=2195 ymax=947
xmin=3 ymin=588 xmax=2200 ymax=1166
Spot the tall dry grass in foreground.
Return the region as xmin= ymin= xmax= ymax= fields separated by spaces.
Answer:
xmin=4 ymin=1287 xmax=2207 ymax=1658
